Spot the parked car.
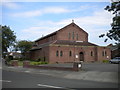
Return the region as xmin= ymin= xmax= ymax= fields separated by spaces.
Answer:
xmin=109 ymin=57 xmax=120 ymax=64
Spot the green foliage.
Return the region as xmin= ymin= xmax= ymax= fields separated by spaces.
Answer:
xmin=102 ymin=60 xmax=109 ymax=63
xmin=18 ymin=61 xmax=23 ymax=66
xmin=1 ymin=25 xmax=16 ymax=56
xmin=16 ymin=40 xmax=33 ymax=58
xmin=36 ymin=57 xmax=45 ymax=62
xmin=30 ymin=61 xmax=48 ymax=65
xmin=16 ymin=40 xmax=33 ymax=53
xmin=7 ymin=60 xmax=48 ymax=66
xmin=99 ymin=1 xmax=120 ymax=43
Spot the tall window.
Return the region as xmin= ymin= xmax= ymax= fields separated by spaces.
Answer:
xmin=60 ymin=51 xmax=63 ymax=57
xmin=69 ymin=51 xmax=72 ymax=56
xmin=72 ymin=32 xmax=74 ymax=40
xmin=76 ymin=34 xmax=78 ymax=40
xmin=91 ymin=51 xmax=93 ymax=56
xmin=68 ymin=33 xmax=71 ymax=39
xmin=102 ymin=51 xmax=104 ymax=56
xmin=56 ymin=51 xmax=59 ymax=57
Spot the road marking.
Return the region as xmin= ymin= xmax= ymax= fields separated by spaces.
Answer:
xmin=37 ymin=84 xmax=63 ymax=88
xmin=24 ymin=71 xmax=30 ymax=73
xmin=0 ymin=80 xmax=11 ymax=83
xmin=8 ymin=67 xmax=14 ymax=68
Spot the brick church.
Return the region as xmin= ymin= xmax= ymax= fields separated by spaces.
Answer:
xmin=29 ymin=21 xmax=111 ymax=63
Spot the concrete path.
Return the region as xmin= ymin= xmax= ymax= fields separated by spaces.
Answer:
xmin=2 ymin=62 xmax=119 ymax=83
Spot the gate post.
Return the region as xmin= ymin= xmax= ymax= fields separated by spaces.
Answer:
xmin=11 ymin=60 xmax=18 ymax=66
xmin=73 ymin=61 xmax=82 ymax=71
xmin=23 ymin=61 xmax=30 ymax=67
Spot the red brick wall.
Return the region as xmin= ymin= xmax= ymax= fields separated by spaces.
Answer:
xmin=49 ymin=45 xmax=99 ymax=63
xmin=35 ymin=34 xmax=57 ymax=45
xmin=30 ymin=46 xmax=49 ymax=62
xmin=30 ymin=23 xmax=111 ymax=63
xmin=30 ymin=45 xmax=111 ymax=63
xmin=97 ymin=47 xmax=111 ymax=61
xmin=57 ymin=24 xmax=88 ymax=42
xmin=35 ymin=23 xmax=88 ymax=45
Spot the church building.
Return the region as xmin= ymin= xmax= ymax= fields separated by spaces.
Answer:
xmin=29 ymin=21 xmax=111 ymax=63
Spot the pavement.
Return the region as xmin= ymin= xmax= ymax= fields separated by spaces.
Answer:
xmin=2 ymin=62 xmax=119 ymax=84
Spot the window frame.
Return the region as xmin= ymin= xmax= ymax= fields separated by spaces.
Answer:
xmin=69 ymin=51 xmax=72 ymax=56
xmin=60 ymin=51 xmax=63 ymax=57
xmin=56 ymin=50 xmax=59 ymax=57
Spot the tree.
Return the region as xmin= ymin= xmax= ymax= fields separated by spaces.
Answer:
xmin=1 ymin=25 xmax=16 ymax=57
xmin=99 ymin=1 xmax=120 ymax=43
xmin=16 ymin=40 xmax=33 ymax=58
xmin=99 ymin=1 xmax=120 ymax=57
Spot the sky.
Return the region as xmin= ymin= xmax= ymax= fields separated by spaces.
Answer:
xmin=1 ymin=1 xmax=116 ymax=46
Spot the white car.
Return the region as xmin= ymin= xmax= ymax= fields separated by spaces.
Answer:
xmin=109 ymin=57 xmax=120 ymax=64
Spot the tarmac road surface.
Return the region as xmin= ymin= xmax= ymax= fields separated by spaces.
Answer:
xmin=2 ymin=70 xmax=118 ymax=89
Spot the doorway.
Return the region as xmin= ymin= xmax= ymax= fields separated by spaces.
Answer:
xmin=79 ymin=52 xmax=84 ymax=61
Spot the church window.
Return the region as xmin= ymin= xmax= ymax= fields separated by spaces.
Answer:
xmin=91 ymin=51 xmax=93 ymax=56
xmin=60 ymin=51 xmax=63 ymax=57
xmin=102 ymin=51 xmax=104 ymax=56
xmin=56 ymin=51 xmax=59 ymax=57
xmin=69 ymin=51 xmax=72 ymax=56
xmin=68 ymin=33 xmax=71 ymax=39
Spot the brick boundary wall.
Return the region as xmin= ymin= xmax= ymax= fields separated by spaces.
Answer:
xmin=23 ymin=61 xmax=82 ymax=72
xmin=11 ymin=60 xmax=18 ymax=66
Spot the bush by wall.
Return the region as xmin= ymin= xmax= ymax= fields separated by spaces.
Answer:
xmin=102 ymin=60 xmax=109 ymax=63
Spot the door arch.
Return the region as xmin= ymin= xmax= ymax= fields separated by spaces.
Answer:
xmin=79 ymin=52 xmax=84 ymax=61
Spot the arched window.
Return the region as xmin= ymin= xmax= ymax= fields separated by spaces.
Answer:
xmin=56 ymin=51 xmax=59 ymax=57
xmin=69 ymin=51 xmax=72 ymax=56
xmin=60 ymin=51 xmax=63 ymax=57
xmin=102 ymin=51 xmax=104 ymax=56
xmin=91 ymin=51 xmax=93 ymax=56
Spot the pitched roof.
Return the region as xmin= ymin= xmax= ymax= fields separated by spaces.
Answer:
xmin=31 ymin=40 xmax=98 ymax=51
xmin=35 ymin=22 xmax=88 ymax=42
xmin=52 ymin=40 xmax=98 ymax=46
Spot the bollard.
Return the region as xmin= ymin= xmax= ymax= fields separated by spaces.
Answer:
xmin=73 ymin=61 xmax=82 ymax=71
xmin=23 ymin=61 xmax=30 ymax=67
xmin=11 ymin=60 xmax=18 ymax=66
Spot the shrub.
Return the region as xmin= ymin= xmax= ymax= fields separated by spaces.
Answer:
xmin=30 ymin=61 xmax=48 ymax=65
xmin=102 ymin=60 xmax=109 ymax=63
xmin=18 ymin=61 xmax=23 ymax=66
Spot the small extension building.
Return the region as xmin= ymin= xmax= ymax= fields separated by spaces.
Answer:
xmin=30 ymin=21 xmax=111 ymax=63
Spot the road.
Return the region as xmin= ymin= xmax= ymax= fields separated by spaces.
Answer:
xmin=2 ymin=70 xmax=118 ymax=89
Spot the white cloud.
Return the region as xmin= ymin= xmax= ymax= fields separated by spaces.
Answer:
xmin=11 ymin=6 xmax=88 ymax=17
xmin=76 ymin=10 xmax=112 ymax=27
xmin=2 ymin=2 xmax=20 ymax=9
xmin=18 ymin=10 xmax=113 ymax=45
xmin=1 ymin=0 xmax=110 ymax=2
xmin=11 ymin=7 xmax=72 ymax=17
xmin=43 ymin=7 xmax=71 ymax=14
xmin=12 ymin=10 xmax=42 ymax=17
